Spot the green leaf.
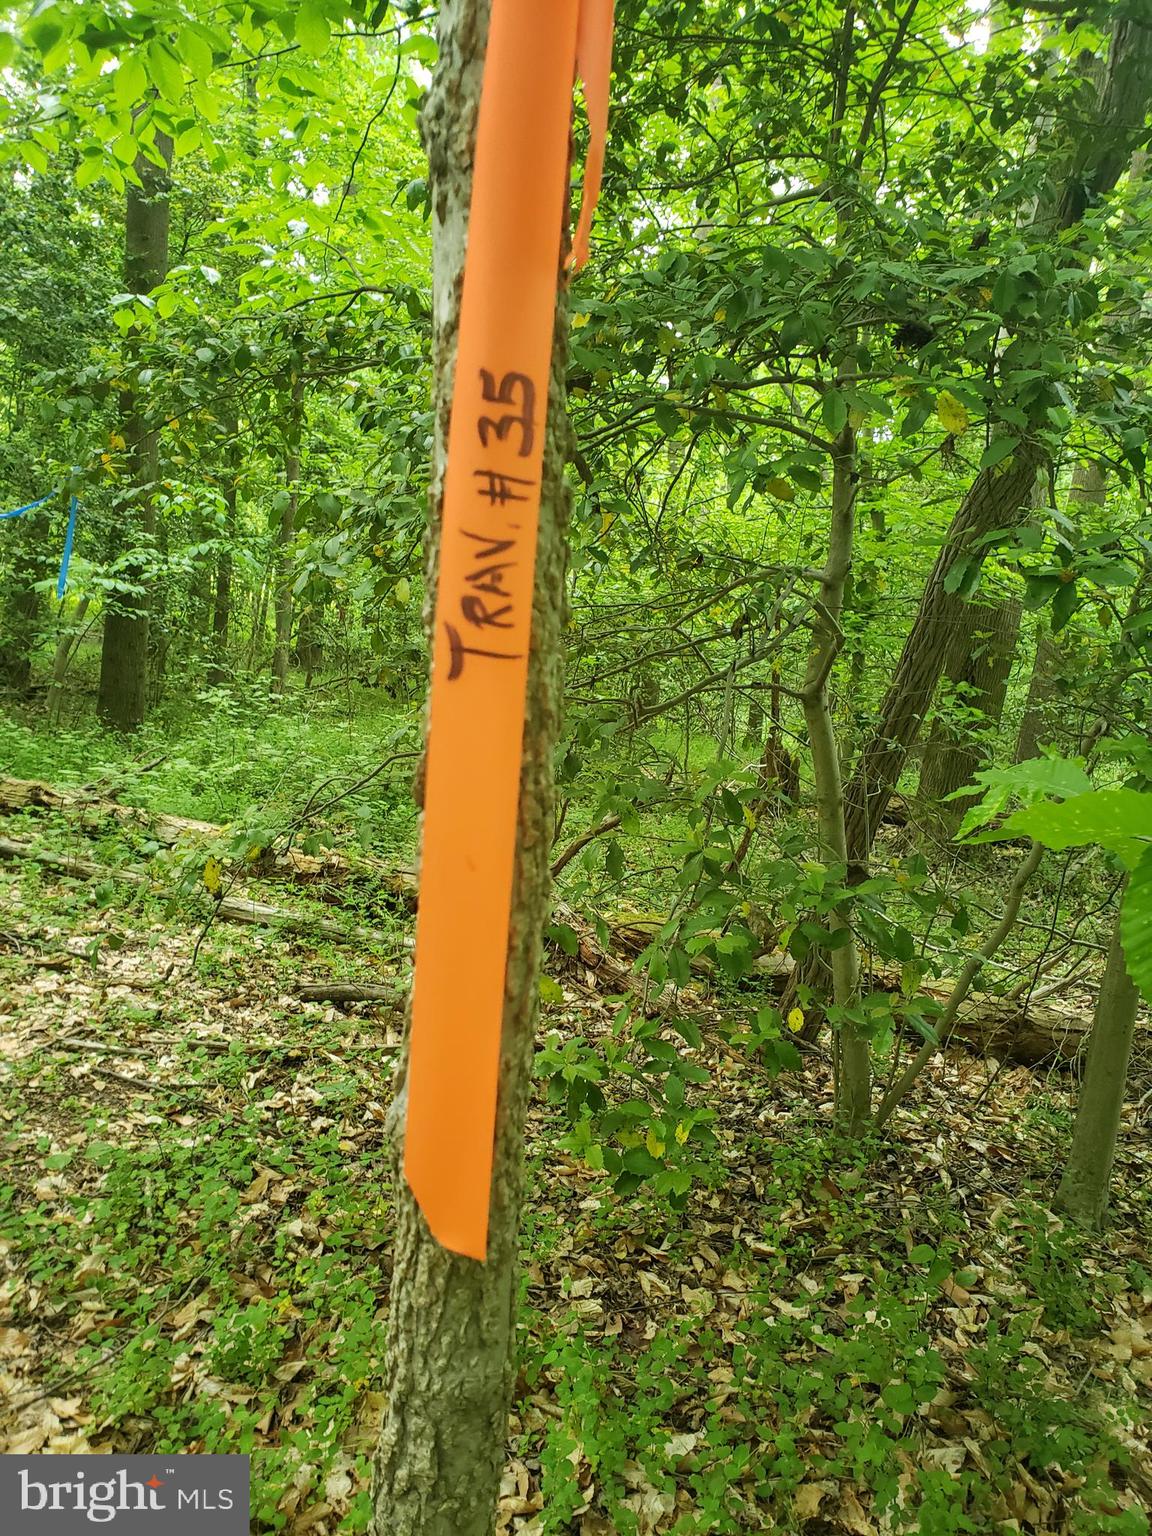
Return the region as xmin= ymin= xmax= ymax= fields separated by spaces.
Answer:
xmin=653 ymin=400 xmax=682 ymax=436
xmin=114 ymin=52 xmax=148 ymax=109
xmin=980 ymin=757 xmax=1092 ymax=802
xmin=1023 ymin=574 xmax=1061 ymax=610
xmin=111 ymin=132 xmax=138 ymax=166
xmin=622 ymin=1146 xmax=663 ymax=1177
xmin=1051 ymin=578 xmax=1079 ymax=632
xmin=822 ymin=390 xmax=848 ymax=434
xmin=882 ymin=1382 xmax=916 ymax=1416
xmin=0 ymin=30 xmax=17 ymax=69
xmin=1120 ymin=848 xmax=1152 ymax=1005
xmin=146 ymin=39 xmax=185 ymax=103
xmin=177 ymin=26 xmax=215 ymax=80
xmin=773 ymin=1040 xmax=803 ymax=1072
xmin=75 ymin=154 xmax=105 ymax=190
xmin=942 ymin=555 xmax=980 ymax=599
xmin=1000 ymin=789 xmax=1152 ymax=866
xmin=296 ymin=0 xmax=332 ymax=57
xmin=953 ymin=757 xmax=1093 ymax=843
xmin=980 ymin=436 xmax=1019 ymax=470
xmin=547 ymin=922 xmax=579 ymax=957
xmin=25 ymin=12 xmax=64 ymax=56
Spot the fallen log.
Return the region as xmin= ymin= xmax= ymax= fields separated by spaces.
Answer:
xmin=0 ymin=837 xmax=393 ymax=951
xmin=551 ymin=899 xmax=686 ymax=1017
xmin=0 ymin=776 xmax=218 ymax=840
xmin=943 ymin=1001 xmax=1093 ymax=1067
xmin=296 ymin=981 xmax=401 ymax=1005
xmin=0 ymin=783 xmax=1108 ymax=1067
xmin=0 ymin=777 xmax=419 ymax=902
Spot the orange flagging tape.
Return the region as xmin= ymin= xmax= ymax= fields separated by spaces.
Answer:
xmin=404 ymin=0 xmax=615 ymax=1260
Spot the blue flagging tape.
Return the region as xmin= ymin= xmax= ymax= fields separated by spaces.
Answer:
xmin=1 ymin=485 xmax=83 ymax=598
xmin=0 ymin=491 xmax=54 ymax=521
xmin=56 ymin=494 xmax=80 ymax=599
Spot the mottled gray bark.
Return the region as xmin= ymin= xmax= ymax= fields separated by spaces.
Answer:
xmin=369 ymin=2 xmax=572 ymax=1531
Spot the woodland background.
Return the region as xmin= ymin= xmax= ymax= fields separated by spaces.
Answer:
xmin=1 ymin=1 xmax=1152 ymax=1533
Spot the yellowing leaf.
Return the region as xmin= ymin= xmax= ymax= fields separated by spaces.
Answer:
xmin=646 ymin=1129 xmax=666 ymax=1159
xmin=764 ymin=476 xmax=795 ymax=501
xmin=787 ymin=1007 xmax=805 ymax=1034
xmin=393 ymin=577 xmax=411 ymax=607
xmin=674 ymin=1121 xmax=690 ymax=1146
xmin=203 ymin=857 xmax=223 ymax=897
xmin=538 ymin=976 xmax=564 ymax=1006
xmin=936 ymin=390 xmax=970 ymax=436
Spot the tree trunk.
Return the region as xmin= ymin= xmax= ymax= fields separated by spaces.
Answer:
xmin=1056 ymin=908 xmax=1141 ymax=1229
xmin=1014 ymin=625 xmax=1060 ymax=764
xmin=918 ymin=596 xmax=1022 ymax=828
xmin=802 ymin=417 xmax=868 ymax=1131
xmin=1054 ymin=14 xmax=1152 ymax=228
xmin=249 ymin=571 xmax=270 ymax=671
xmin=97 ymin=137 xmax=172 ymax=731
xmin=1014 ymin=463 xmax=1105 ymax=763
xmin=207 ymin=427 xmax=238 ymax=689
xmin=271 ymin=378 xmax=304 ymax=696
xmin=0 ymin=501 xmax=53 ymax=692
xmin=843 ymin=443 xmax=1044 ymax=877
xmin=842 ymin=16 xmax=1152 ymax=877
xmin=297 ymin=603 xmax=324 ymax=688
xmin=794 ymin=1 xmax=867 ymax=1129
xmin=45 ymin=597 xmax=91 ymax=724
xmin=369 ymin=2 xmax=574 ymax=1530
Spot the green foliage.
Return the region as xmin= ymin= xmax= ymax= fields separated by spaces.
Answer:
xmin=1120 ymin=846 xmax=1152 ymax=1005
xmin=998 ymin=788 xmax=1152 ymax=868
xmin=0 ymin=1014 xmax=390 ymax=1529
xmin=956 ymin=758 xmax=1152 ymax=1000
xmin=3 ymin=0 xmax=1152 ymax=1526
xmin=517 ymin=1153 xmax=1147 ymax=1536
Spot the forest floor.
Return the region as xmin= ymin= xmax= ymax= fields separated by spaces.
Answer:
xmin=0 ymin=742 xmax=1151 ymax=1535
